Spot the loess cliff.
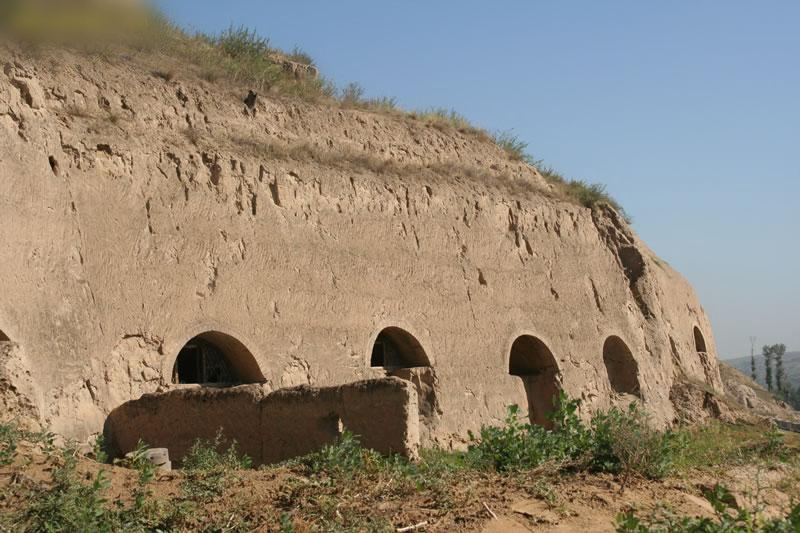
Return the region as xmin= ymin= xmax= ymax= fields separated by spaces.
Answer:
xmin=0 ymin=42 xmax=722 ymax=445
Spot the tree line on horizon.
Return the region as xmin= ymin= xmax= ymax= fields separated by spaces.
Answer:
xmin=751 ymin=343 xmax=800 ymax=409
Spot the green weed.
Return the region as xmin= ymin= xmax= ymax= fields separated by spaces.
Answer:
xmin=181 ymin=430 xmax=252 ymax=501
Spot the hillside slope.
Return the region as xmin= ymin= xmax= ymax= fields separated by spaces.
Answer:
xmin=726 ymin=351 xmax=800 ymax=389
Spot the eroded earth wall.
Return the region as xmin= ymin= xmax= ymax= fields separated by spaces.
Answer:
xmin=105 ymin=377 xmax=420 ymax=464
xmin=0 ymin=45 xmax=721 ymax=444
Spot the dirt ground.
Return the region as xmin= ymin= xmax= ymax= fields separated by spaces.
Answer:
xmin=1 ymin=430 xmax=798 ymax=533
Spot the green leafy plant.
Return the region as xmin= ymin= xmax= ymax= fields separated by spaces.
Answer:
xmin=92 ymin=434 xmax=109 ymax=464
xmin=20 ymin=449 xmax=118 ymax=532
xmin=466 ymin=392 xmax=590 ymax=472
xmin=465 ymin=393 xmax=676 ymax=484
xmin=591 ymin=403 xmax=678 ymax=488
xmin=0 ymin=423 xmax=21 ymax=466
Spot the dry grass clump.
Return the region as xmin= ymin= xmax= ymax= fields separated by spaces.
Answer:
xmin=137 ymin=16 xmax=336 ymax=101
xmin=492 ymin=130 xmax=536 ymax=164
xmin=226 ymin=132 xmax=548 ymax=198
xmin=537 ymin=165 xmax=629 ymax=221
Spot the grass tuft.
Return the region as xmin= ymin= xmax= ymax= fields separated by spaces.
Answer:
xmin=181 ymin=430 xmax=252 ymax=501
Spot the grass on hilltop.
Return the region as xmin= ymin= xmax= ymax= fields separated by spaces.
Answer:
xmin=5 ymin=3 xmax=629 ymax=220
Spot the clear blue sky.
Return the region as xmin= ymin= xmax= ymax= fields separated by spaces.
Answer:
xmin=155 ymin=1 xmax=800 ymax=359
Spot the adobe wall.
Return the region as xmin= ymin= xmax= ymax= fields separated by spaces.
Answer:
xmin=0 ymin=45 xmax=722 ymax=444
xmin=104 ymin=377 xmax=419 ymax=464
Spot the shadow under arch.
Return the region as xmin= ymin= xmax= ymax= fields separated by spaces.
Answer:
xmin=508 ymin=334 xmax=561 ymax=427
xmin=172 ymin=330 xmax=264 ymax=385
xmin=693 ymin=326 xmax=708 ymax=354
xmin=603 ymin=335 xmax=640 ymax=396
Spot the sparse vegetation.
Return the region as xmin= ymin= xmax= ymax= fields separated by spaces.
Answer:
xmin=411 ymin=107 xmax=482 ymax=135
xmin=466 ymin=393 xmax=676 ymax=484
xmin=287 ymin=46 xmax=315 ymax=66
xmin=5 ymin=3 xmax=633 ymax=218
xmin=1 ymin=410 xmax=799 ymax=531
xmin=20 ymin=449 xmax=118 ymax=533
xmin=617 ymin=484 xmax=800 ymax=532
xmin=181 ymin=430 xmax=252 ymax=501
xmin=538 ymin=165 xmax=630 ymax=221
xmin=492 ymin=130 xmax=537 ymax=164
xmin=670 ymin=421 xmax=794 ymax=474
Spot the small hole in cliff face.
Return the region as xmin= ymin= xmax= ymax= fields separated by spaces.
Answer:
xmin=48 ymin=156 xmax=59 ymax=176
xmin=603 ymin=336 xmax=641 ymax=396
xmin=96 ymin=144 xmax=113 ymax=155
xmin=209 ymin=165 xmax=222 ymax=186
xmin=478 ymin=270 xmax=487 ymax=286
xmin=268 ymin=181 xmax=281 ymax=206
xmin=509 ymin=335 xmax=561 ymax=427
xmin=0 ymin=329 xmax=9 ymax=342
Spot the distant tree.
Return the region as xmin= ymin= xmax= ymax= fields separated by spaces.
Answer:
xmin=774 ymin=343 xmax=787 ymax=393
xmin=763 ymin=345 xmax=774 ymax=391
xmin=749 ymin=336 xmax=758 ymax=381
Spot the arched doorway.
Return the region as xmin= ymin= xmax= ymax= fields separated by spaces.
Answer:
xmin=693 ymin=327 xmax=707 ymax=354
xmin=508 ymin=335 xmax=561 ymax=427
xmin=603 ymin=336 xmax=640 ymax=396
xmin=370 ymin=327 xmax=439 ymax=441
xmin=172 ymin=331 xmax=264 ymax=385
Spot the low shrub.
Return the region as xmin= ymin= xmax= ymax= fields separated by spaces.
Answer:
xmin=466 ymin=393 xmax=676 ymax=483
xmin=466 ymin=393 xmax=590 ymax=472
xmin=181 ymin=430 xmax=252 ymax=501
xmin=591 ymin=403 xmax=678 ymax=485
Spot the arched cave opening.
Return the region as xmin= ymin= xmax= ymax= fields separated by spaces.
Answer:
xmin=693 ymin=327 xmax=708 ymax=354
xmin=508 ymin=335 xmax=561 ymax=427
xmin=370 ymin=327 xmax=430 ymax=369
xmin=603 ymin=336 xmax=640 ymax=396
xmin=172 ymin=331 xmax=264 ymax=386
xmin=370 ymin=327 xmax=439 ymax=440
